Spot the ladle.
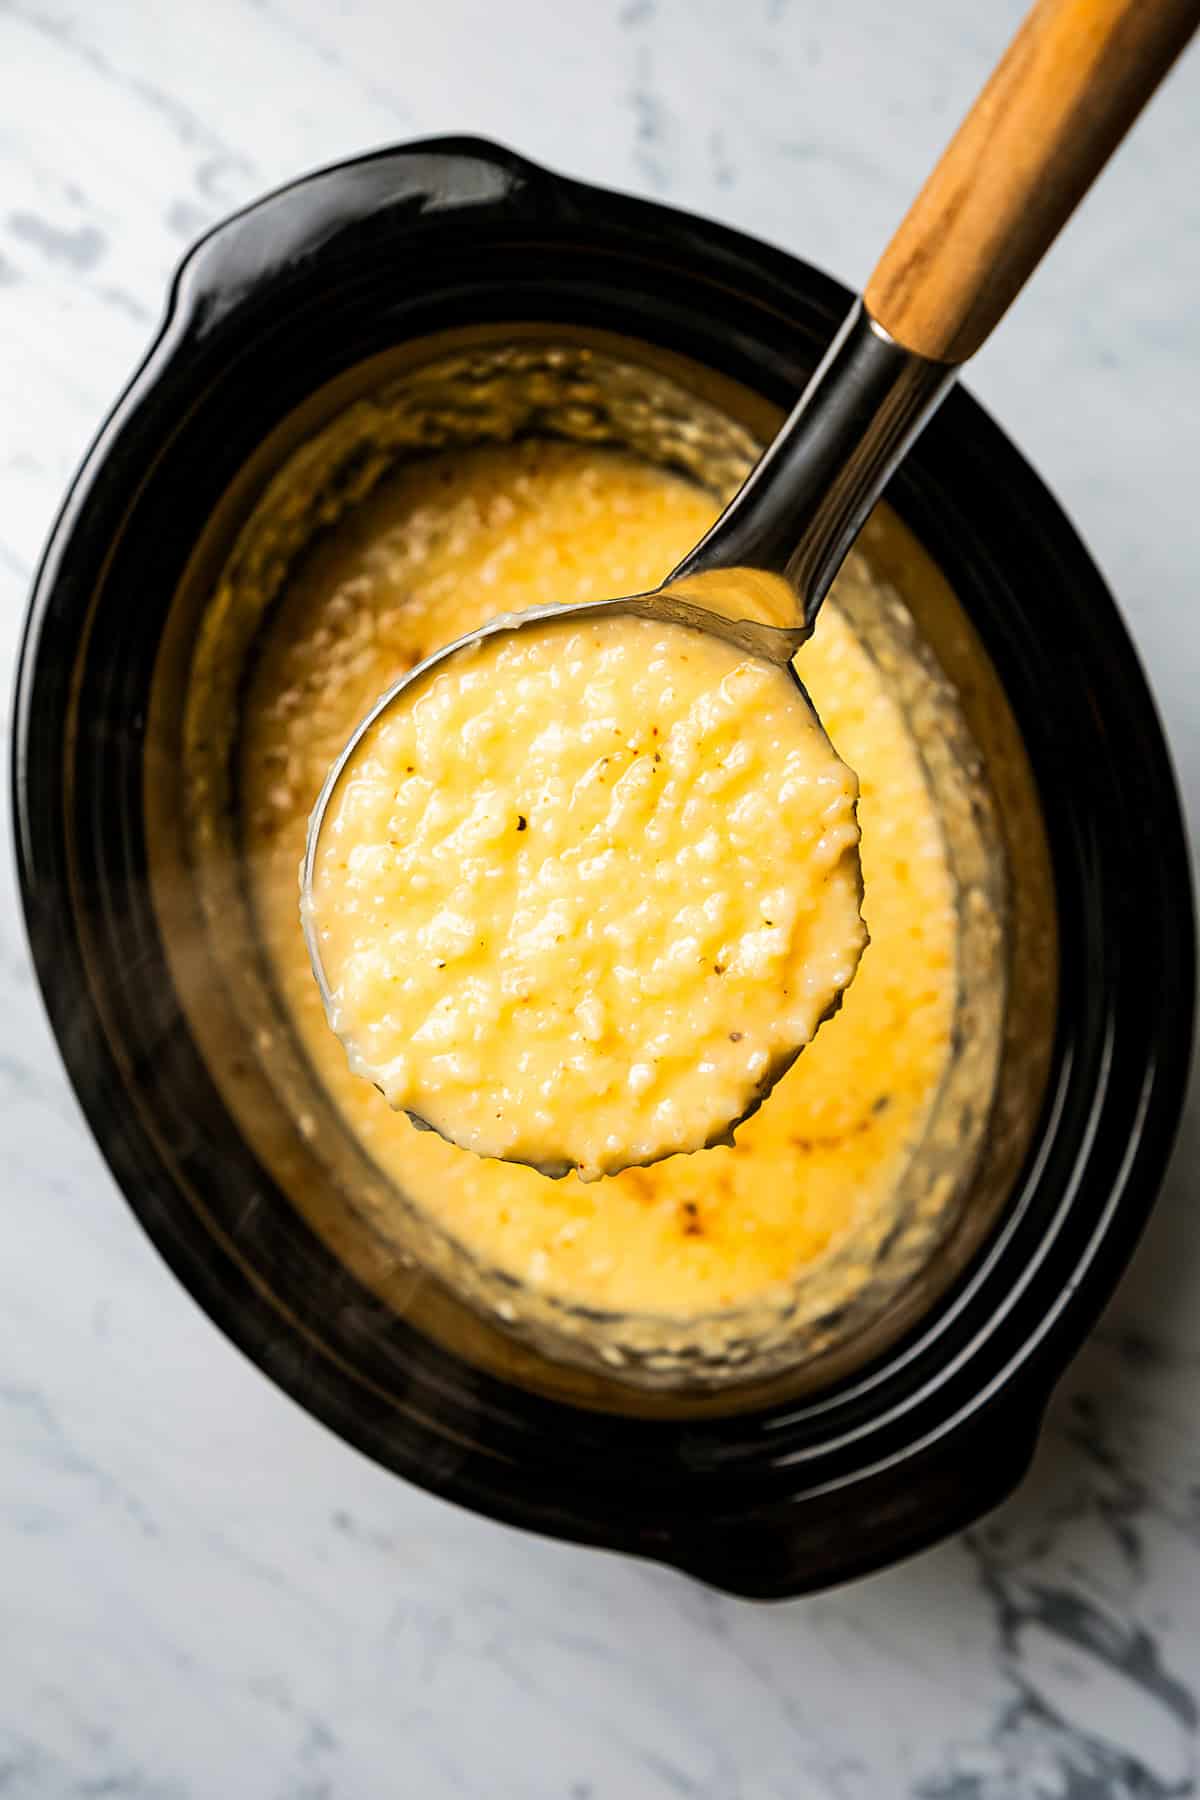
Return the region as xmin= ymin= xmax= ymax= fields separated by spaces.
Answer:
xmin=304 ymin=0 xmax=1197 ymax=1167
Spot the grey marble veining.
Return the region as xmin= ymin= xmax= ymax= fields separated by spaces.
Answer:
xmin=2 ymin=1 xmax=1198 ymax=1794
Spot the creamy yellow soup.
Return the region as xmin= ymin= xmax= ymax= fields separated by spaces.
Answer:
xmin=242 ymin=441 xmax=956 ymax=1317
xmin=306 ymin=611 xmax=865 ymax=1179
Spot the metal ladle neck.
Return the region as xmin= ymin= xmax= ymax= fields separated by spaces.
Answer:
xmin=667 ymin=302 xmax=958 ymax=632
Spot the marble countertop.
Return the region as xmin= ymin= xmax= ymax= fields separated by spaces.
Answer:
xmin=3 ymin=2 xmax=1198 ymax=1794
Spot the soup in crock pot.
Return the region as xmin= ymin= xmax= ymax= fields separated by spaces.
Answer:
xmin=241 ymin=440 xmax=957 ymax=1318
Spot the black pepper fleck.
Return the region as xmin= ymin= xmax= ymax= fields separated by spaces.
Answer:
xmin=516 ymin=814 xmax=528 ymax=831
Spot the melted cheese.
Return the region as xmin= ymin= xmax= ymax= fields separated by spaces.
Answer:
xmin=306 ymin=611 xmax=864 ymax=1178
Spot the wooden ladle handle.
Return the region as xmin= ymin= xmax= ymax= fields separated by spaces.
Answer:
xmin=865 ymin=0 xmax=1199 ymax=363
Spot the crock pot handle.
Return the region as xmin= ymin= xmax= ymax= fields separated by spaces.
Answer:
xmin=672 ymin=1401 xmax=1046 ymax=1601
xmin=167 ymin=138 xmax=575 ymax=339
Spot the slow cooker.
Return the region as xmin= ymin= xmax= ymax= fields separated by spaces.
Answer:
xmin=13 ymin=138 xmax=1193 ymax=1597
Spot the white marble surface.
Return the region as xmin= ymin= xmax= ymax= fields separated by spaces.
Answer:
xmin=2 ymin=1 xmax=1199 ymax=1793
